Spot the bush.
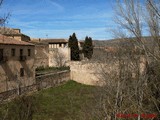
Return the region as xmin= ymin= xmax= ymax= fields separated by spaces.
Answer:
xmin=5 ymin=95 xmax=38 ymax=120
xmin=36 ymin=66 xmax=70 ymax=72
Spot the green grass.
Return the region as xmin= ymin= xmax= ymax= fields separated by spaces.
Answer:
xmin=33 ymin=80 xmax=95 ymax=120
xmin=0 ymin=80 xmax=97 ymax=120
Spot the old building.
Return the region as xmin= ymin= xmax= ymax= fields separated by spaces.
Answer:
xmin=30 ymin=39 xmax=49 ymax=68
xmin=0 ymin=35 xmax=35 ymax=93
xmin=43 ymin=39 xmax=68 ymax=48
xmin=0 ymin=27 xmax=31 ymax=42
xmin=41 ymin=39 xmax=70 ymax=67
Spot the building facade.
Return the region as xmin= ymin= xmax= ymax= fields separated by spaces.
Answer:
xmin=31 ymin=39 xmax=71 ymax=67
xmin=30 ymin=39 xmax=49 ymax=68
xmin=0 ymin=35 xmax=35 ymax=93
xmin=44 ymin=39 xmax=70 ymax=67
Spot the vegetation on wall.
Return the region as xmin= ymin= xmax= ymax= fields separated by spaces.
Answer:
xmin=35 ymin=66 xmax=70 ymax=74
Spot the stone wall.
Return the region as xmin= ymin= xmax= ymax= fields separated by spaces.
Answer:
xmin=0 ymin=70 xmax=70 ymax=101
xmin=36 ymin=70 xmax=70 ymax=90
xmin=69 ymin=56 xmax=147 ymax=86
xmin=49 ymin=48 xmax=70 ymax=67
xmin=69 ymin=61 xmax=114 ymax=86
xmin=34 ymin=44 xmax=49 ymax=68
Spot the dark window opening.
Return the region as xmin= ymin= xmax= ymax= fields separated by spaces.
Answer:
xmin=11 ymin=48 xmax=15 ymax=56
xmin=0 ymin=49 xmax=3 ymax=61
xmin=59 ymin=44 xmax=62 ymax=47
xmin=20 ymin=49 xmax=23 ymax=56
xmin=28 ymin=49 xmax=31 ymax=56
xmin=20 ymin=68 xmax=24 ymax=77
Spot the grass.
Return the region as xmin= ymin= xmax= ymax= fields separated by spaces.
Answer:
xmin=0 ymin=80 xmax=97 ymax=120
xmin=33 ymin=80 xmax=96 ymax=120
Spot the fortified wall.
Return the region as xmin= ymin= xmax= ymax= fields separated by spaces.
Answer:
xmin=69 ymin=56 xmax=147 ymax=86
xmin=69 ymin=61 xmax=118 ymax=86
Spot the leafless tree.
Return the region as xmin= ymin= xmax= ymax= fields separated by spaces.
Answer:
xmin=82 ymin=0 xmax=160 ymax=119
xmin=0 ymin=0 xmax=10 ymax=27
xmin=51 ymin=49 xmax=66 ymax=67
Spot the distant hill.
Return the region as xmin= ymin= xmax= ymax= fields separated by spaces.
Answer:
xmin=93 ymin=36 xmax=157 ymax=47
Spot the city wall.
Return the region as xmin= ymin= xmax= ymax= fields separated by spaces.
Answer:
xmin=69 ymin=56 xmax=147 ymax=86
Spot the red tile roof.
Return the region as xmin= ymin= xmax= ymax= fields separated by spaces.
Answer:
xmin=0 ymin=35 xmax=34 ymax=46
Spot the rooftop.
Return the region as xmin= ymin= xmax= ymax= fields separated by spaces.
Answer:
xmin=0 ymin=27 xmax=22 ymax=35
xmin=0 ymin=35 xmax=34 ymax=46
xmin=0 ymin=27 xmax=30 ymax=39
xmin=41 ymin=39 xmax=68 ymax=43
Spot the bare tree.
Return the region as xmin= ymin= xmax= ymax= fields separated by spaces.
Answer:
xmin=0 ymin=0 xmax=10 ymax=27
xmin=108 ymin=0 xmax=160 ymax=119
xmin=81 ymin=1 xmax=160 ymax=119
xmin=50 ymin=49 xmax=67 ymax=67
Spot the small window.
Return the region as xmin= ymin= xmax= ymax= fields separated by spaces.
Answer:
xmin=20 ymin=68 xmax=24 ymax=77
xmin=11 ymin=49 xmax=15 ymax=56
xmin=20 ymin=49 xmax=23 ymax=56
xmin=28 ymin=49 xmax=31 ymax=56
xmin=59 ymin=44 xmax=62 ymax=47
xmin=0 ymin=49 xmax=3 ymax=61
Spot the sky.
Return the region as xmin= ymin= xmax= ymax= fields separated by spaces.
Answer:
xmin=0 ymin=0 xmax=116 ymax=40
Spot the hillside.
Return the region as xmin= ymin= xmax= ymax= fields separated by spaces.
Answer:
xmin=93 ymin=36 xmax=156 ymax=47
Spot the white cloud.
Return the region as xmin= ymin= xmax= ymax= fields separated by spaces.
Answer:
xmin=46 ymin=0 xmax=64 ymax=11
xmin=2 ymin=0 xmax=64 ymax=17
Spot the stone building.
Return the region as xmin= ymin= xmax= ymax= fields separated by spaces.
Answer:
xmin=0 ymin=35 xmax=35 ymax=93
xmin=30 ymin=38 xmax=70 ymax=67
xmin=30 ymin=39 xmax=49 ymax=68
xmin=0 ymin=27 xmax=30 ymax=42
xmin=44 ymin=39 xmax=68 ymax=48
xmin=41 ymin=39 xmax=70 ymax=67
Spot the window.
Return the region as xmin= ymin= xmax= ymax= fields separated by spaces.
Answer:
xmin=28 ymin=49 xmax=31 ymax=56
xmin=20 ymin=49 xmax=23 ymax=56
xmin=59 ymin=44 xmax=62 ymax=47
xmin=20 ymin=68 xmax=24 ymax=77
xmin=11 ymin=49 xmax=15 ymax=56
xmin=0 ymin=49 xmax=3 ymax=61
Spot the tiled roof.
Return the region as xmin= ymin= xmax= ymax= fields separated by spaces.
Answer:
xmin=29 ymin=41 xmax=48 ymax=45
xmin=0 ymin=27 xmax=30 ymax=41
xmin=41 ymin=39 xmax=68 ymax=43
xmin=0 ymin=35 xmax=34 ymax=46
xmin=0 ymin=27 xmax=22 ymax=35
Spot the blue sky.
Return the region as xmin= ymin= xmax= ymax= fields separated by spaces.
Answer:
xmin=0 ymin=0 xmax=116 ymax=40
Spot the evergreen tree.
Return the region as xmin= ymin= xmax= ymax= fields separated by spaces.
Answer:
xmin=68 ymin=33 xmax=80 ymax=61
xmin=83 ymin=36 xmax=93 ymax=59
